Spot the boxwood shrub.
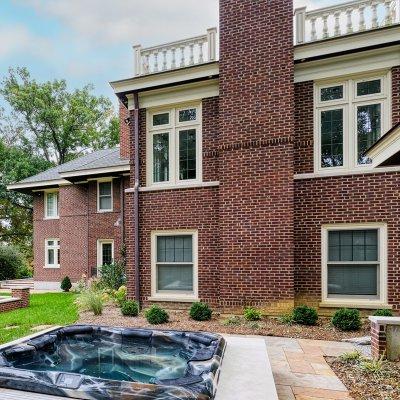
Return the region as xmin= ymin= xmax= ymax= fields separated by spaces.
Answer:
xmin=145 ymin=305 xmax=169 ymax=325
xmin=373 ymin=309 xmax=393 ymax=317
xmin=189 ymin=302 xmax=212 ymax=321
xmin=121 ymin=300 xmax=139 ymax=317
xmin=292 ymin=305 xmax=318 ymax=326
xmin=332 ymin=308 xmax=361 ymax=331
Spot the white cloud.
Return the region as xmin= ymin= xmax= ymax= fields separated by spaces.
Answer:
xmin=21 ymin=0 xmax=219 ymax=48
xmin=0 ymin=24 xmax=52 ymax=58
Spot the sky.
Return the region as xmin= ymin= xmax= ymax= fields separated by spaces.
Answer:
xmin=0 ymin=0 xmax=336 ymax=109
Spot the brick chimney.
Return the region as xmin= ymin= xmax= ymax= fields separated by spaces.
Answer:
xmin=218 ymin=0 xmax=295 ymax=312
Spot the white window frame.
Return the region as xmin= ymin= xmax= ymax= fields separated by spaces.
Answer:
xmin=146 ymin=103 xmax=202 ymax=188
xmin=321 ymin=223 xmax=388 ymax=308
xmin=97 ymin=239 xmax=115 ymax=276
xmin=97 ymin=179 xmax=113 ymax=213
xmin=45 ymin=238 xmax=60 ymax=268
xmin=44 ymin=190 xmax=59 ymax=220
xmin=314 ymin=71 xmax=391 ymax=175
xmin=150 ymin=230 xmax=199 ymax=302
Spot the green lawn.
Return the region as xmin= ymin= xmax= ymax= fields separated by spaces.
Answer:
xmin=0 ymin=293 xmax=78 ymax=345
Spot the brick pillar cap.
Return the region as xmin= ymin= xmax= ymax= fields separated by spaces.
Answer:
xmin=369 ymin=316 xmax=400 ymax=326
xmin=11 ymin=287 xmax=30 ymax=290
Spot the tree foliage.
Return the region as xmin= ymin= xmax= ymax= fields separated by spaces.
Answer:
xmin=0 ymin=67 xmax=120 ymax=260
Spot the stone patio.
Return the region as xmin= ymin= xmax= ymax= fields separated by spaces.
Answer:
xmin=266 ymin=337 xmax=355 ymax=400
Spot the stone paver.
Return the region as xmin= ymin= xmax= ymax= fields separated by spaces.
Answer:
xmin=266 ymin=337 xmax=354 ymax=400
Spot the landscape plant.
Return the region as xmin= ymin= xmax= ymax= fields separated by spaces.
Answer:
xmin=0 ymin=245 xmax=25 ymax=280
xmin=121 ymin=300 xmax=139 ymax=317
xmin=99 ymin=261 xmax=126 ymax=290
xmin=145 ymin=305 xmax=169 ymax=325
xmin=292 ymin=305 xmax=318 ymax=326
xmin=61 ymin=276 xmax=72 ymax=292
xmin=75 ymin=288 xmax=104 ymax=316
xmin=189 ymin=302 xmax=212 ymax=321
xmin=332 ymin=308 xmax=362 ymax=331
xmin=373 ymin=309 xmax=393 ymax=317
xmin=243 ymin=307 xmax=262 ymax=321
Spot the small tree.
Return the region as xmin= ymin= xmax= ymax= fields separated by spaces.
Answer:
xmin=0 ymin=245 xmax=25 ymax=280
xmin=61 ymin=276 xmax=72 ymax=292
xmin=99 ymin=261 xmax=126 ymax=290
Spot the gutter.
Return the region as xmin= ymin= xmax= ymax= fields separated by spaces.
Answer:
xmin=133 ymin=92 xmax=141 ymax=307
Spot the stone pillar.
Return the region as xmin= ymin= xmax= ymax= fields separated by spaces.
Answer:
xmin=369 ymin=316 xmax=400 ymax=361
xmin=11 ymin=287 xmax=30 ymax=308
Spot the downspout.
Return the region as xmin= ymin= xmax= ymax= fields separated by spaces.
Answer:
xmin=120 ymin=177 xmax=125 ymax=245
xmin=133 ymin=92 xmax=141 ymax=307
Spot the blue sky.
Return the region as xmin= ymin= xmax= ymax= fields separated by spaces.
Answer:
xmin=0 ymin=0 xmax=329 ymax=110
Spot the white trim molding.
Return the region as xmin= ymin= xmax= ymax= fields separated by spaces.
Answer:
xmin=321 ymin=222 xmax=388 ymax=308
xmin=44 ymin=190 xmax=59 ymax=220
xmin=59 ymin=165 xmax=130 ymax=179
xmin=97 ymin=239 xmax=115 ymax=276
xmin=151 ymin=229 xmax=198 ymax=302
xmin=44 ymin=238 xmax=60 ymax=269
xmin=7 ymin=179 xmax=70 ymax=191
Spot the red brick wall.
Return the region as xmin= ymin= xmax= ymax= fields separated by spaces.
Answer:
xmin=33 ymin=178 xmax=127 ymax=284
xmin=218 ymin=0 xmax=294 ymax=310
xmin=294 ymin=81 xmax=314 ymax=175
xmin=392 ymin=66 xmax=400 ymax=125
xmin=120 ymin=102 xmax=130 ymax=159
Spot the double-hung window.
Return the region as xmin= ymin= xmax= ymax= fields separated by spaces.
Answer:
xmin=97 ymin=180 xmax=113 ymax=212
xmin=322 ymin=224 xmax=387 ymax=306
xmin=147 ymin=104 xmax=202 ymax=187
xmin=315 ymin=73 xmax=391 ymax=173
xmin=45 ymin=239 xmax=60 ymax=268
xmin=151 ymin=231 xmax=198 ymax=300
xmin=45 ymin=191 xmax=59 ymax=219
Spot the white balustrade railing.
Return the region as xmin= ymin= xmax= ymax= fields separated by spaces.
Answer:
xmin=133 ymin=27 xmax=217 ymax=76
xmin=295 ymin=0 xmax=400 ymax=44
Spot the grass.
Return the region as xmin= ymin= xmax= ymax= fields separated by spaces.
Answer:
xmin=0 ymin=293 xmax=78 ymax=345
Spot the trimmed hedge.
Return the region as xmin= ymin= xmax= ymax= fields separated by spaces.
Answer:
xmin=121 ymin=300 xmax=139 ymax=317
xmin=293 ymin=305 xmax=318 ymax=326
xmin=332 ymin=308 xmax=361 ymax=331
xmin=145 ymin=305 xmax=169 ymax=325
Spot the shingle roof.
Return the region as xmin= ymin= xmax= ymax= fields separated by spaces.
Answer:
xmin=15 ymin=147 xmax=129 ymax=185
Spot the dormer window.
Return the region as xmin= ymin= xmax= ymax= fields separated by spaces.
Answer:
xmin=44 ymin=191 xmax=59 ymax=219
xmin=147 ymin=104 xmax=202 ymax=187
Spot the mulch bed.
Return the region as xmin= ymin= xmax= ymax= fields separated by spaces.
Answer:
xmin=78 ymin=303 xmax=370 ymax=342
xmin=327 ymin=357 xmax=400 ymax=400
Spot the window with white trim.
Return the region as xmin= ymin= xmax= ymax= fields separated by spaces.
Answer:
xmin=322 ymin=224 xmax=387 ymax=304
xmin=147 ymin=104 xmax=202 ymax=187
xmin=97 ymin=181 xmax=113 ymax=212
xmin=315 ymin=73 xmax=391 ymax=173
xmin=45 ymin=239 xmax=60 ymax=268
xmin=97 ymin=240 xmax=114 ymax=276
xmin=151 ymin=231 xmax=198 ymax=299
xmin=45 ymin=191 xmax=59 ymax=219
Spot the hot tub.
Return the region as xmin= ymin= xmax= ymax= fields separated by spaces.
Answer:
xmin=0 ymin=325 xmax=226 ymax=399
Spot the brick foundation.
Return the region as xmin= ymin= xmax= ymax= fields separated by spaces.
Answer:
xmin=0 ymin=288 xmax=30 ymax=313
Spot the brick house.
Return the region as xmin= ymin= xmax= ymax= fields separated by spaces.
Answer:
xmin=8 ymin=0 xmax=400 ymax=314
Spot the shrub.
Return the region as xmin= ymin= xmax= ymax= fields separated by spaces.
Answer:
xmin=243 ymin=307 xmax=262 ymax=321
xmin=222 ymin=315 xmax=242 ymax=326
xmin=121 ymin=300 xmax=139 ymax=317
xmin=15 ymin=264 xmax=33 ymax=279
xmin=99 ymin=261 xmax=126 ymax=290
xmin=189 ymin=302 xmax=212 ymax=321
xmin=279 ymin=313 xmax=294 ymax=325
xmin=145 ymin=305 xmax=169 ymax=325
xmin=373 ymin=309 xmax=393 ymax=317
xmin=332 ymin=308 xmax=362 ymax=331
xmin=75 ymin=289 xmax=104 ymax=315
xmin=0 ymin=245 xmax=25 ymax=281
xmin=113 ymin=285 xmax=127 ymax=306
xmin=292 ymin=305 xmax=318 ymax=326
xmin=61 ymin=276 xmax=72 ymax=292
xmin=359 ymin=354 xmax=386 ymax=374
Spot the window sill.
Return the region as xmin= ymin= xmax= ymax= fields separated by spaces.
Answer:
xmin=148 ymin=296 xmax=199 ymax=303
xmin=43 ymin=266 xmax=60 ymax=269
xmin=133 ymin=181 xmax=220 ymax=193
xmin=295 ymin=165 xmax=400 ymax=180
xmin=44 ymin=217 xmax=59 ymax=220
xmin=97 ymin=209 xmax=114 ymax=213
xmin=319 ymin=301 xmax=392 ymax=310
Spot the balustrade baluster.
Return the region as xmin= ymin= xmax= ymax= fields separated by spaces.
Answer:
xmin=162 ymin=49 xmax=167 ymax=71
xmin=171 ymin=48 xmax=176 ymax=69
xmin=322 ymin=14 xmax=329 ymax=39
xmin=346 ymin=8 xmax=353 ymax=34
xmin=180 ymin=46 xmax=185 ymax=67
xmin=359 ymin=5 xmax=366 ymax=31
xmin=198 ymin=41 xmax=204 ymax=63
xmin=385 ymin=0 xmax=393 ymax=25
xmin=371 ymin=2 xmax=378 ymax=28
xmin=189 ymin=43 xmax=195 ymax=65
xmin=334 ymin=11 xmax=341 ymax=36
xmin=310 ymin=17 xmax=317 ymax=41
xmin=153 ymin=51 xmax=159 ymax=73
xmin=145 ymin=54 xmax=150 ymax=74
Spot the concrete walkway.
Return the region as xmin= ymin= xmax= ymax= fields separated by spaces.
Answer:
xmin=266 ymin=337 xmax=354 ymax=400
